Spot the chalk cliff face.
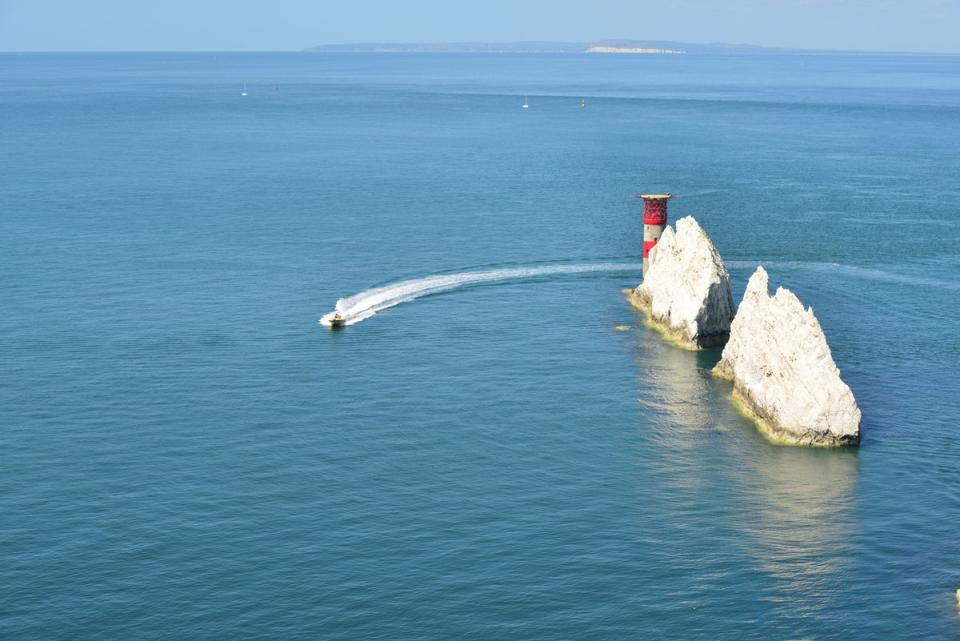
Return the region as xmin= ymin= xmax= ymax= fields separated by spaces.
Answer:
xmin=713 ymin=266 xmax=861 ymax=446
xmin=629 ymin=216 xmax=735 ymax=349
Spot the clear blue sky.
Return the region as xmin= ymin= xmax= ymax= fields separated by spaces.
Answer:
xmin=1 ymin=0 xmax=958 ymax=53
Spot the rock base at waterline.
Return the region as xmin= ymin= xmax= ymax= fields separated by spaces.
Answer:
xmin=712 ymin=266 xmax=861 ymax=447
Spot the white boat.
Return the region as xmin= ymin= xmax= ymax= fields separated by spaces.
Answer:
xmin=241 ymin=82 xmax=247 ymax=97
xmin=522 ymin=97 xmax=529 ymax=109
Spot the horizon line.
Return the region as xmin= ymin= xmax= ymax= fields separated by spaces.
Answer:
xmin=2 ymin=48 xmax=959 ymax=55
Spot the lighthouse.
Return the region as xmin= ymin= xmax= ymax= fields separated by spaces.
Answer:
xmin=640 ymin=194 xmax=671 ymax=276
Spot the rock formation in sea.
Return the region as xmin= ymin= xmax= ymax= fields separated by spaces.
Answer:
xmin=713 ymin=266 xmax=861 ymax=446
xmin=628 ymin=216 xmax=735 ymax=349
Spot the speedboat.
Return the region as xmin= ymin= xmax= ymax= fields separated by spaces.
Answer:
xmin=329 ymin=312 xmax=346 ymax=329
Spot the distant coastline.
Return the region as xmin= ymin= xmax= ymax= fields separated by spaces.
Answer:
xmin=586 ymin=46 xmax=685 ymax=54
xmin=302 ymin=39 xmax=913 ymax=55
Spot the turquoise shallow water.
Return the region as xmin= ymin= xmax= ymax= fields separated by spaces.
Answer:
xmin=2 ymin=52 xmax=960 ymax=640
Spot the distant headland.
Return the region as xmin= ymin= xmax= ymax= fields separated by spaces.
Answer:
xmin=303 ymin=39 xmax=886 ymax=55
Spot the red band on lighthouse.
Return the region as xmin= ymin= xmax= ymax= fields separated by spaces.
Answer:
xmin=643 ymin=199 xmax=668 ymax=226
xmin=640 ymin=194 xmax=671 ymax=275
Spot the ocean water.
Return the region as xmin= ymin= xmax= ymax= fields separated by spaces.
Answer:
xmin=2 ymin=52 xmax=960 ymax=640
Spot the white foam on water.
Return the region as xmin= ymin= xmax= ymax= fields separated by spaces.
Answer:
xmin=726 ymin=260 xmax=960 ymax=291
xmin=319 ymin=262 xmax=642 ymax=327
xmin=672 ymin=189 xmax=723 ymax=200
xmin=320 ymin=258 xmax=958 ymax=328
xmin=725 ymin=260 xmax=843 ymax=270
xmin=818 ymin=264 xmax=960 ymax=292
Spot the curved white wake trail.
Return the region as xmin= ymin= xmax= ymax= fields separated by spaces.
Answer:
xmin=320 ymin=262 xmax=642 ymax=327
xmin=726 ymin=260 xmax=960 ymax=291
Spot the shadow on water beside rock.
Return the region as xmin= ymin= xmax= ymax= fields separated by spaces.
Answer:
xmin=693 ymin=345 xmax=723 ymax=370
xmin=628 ymin=312 xmax=861 ymax=624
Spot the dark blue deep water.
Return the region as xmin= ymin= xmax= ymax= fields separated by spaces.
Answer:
xmin=2 ymin=52 xmax=960 ymax=640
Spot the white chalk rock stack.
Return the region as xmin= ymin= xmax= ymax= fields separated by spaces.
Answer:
xmin=630 ymin=216 xmax=735 ymax=349
xmin=713 ymin=266 xmax=861 ymax=446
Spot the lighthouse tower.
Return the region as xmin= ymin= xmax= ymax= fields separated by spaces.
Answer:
xmin=640 ymin=194 xmax=671 ymax=276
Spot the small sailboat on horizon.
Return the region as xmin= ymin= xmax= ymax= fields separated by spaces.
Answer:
xmin=522 ymin=96 xmax=529 ymax=109
xmin=240 ymin=82 xmax=248 ymax=97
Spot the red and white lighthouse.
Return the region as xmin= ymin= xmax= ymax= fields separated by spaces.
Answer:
xmin=640 ymin=194 xmax=671 ymax=276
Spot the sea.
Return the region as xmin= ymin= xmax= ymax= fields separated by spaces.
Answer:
xmin=2 ymin=52 xmax=959 ymax=640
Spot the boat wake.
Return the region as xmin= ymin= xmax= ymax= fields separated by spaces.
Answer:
xmin=320 ymin=262 xmax=642 ymax=327
xmin=726 ymin=260 xmax=960 ymax=291
xmin=320 ymin=258 xmax=957 ymax=328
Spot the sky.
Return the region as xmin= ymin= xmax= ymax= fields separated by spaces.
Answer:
xmin=1 ymin=0 xmax=958 ymax=53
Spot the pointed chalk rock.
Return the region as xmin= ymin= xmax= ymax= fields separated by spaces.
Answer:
xmin=713 ymin=266 xmax=861 ymax=446
xmin=629 ymin=216 xmax=735 ymax=349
